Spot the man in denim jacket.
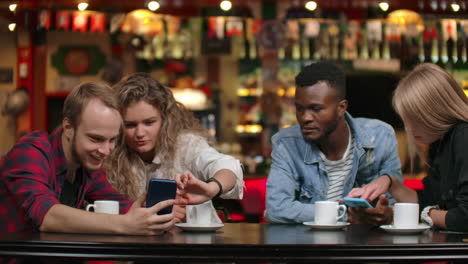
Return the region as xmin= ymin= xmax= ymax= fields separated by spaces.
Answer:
xmin=265 ymin=62 xmax=402 ymax=224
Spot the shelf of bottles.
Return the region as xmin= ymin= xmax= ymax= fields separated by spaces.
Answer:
xmin=237 ymin=15 xmax=468 ymax=131
xmin=240 ymin=18 xmax=466 ymax=69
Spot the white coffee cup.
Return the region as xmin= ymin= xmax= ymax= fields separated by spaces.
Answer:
xmin=393 ymin=203 xmax=419 ymax=228
xmin=187 ymin=201 xmax=212 ymax=225
xmin=86 ymin=200 xmax=119 ymax=215
xmin=314 ymin=201 xmax=347 ymax=225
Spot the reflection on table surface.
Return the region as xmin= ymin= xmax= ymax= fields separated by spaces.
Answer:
xmin=29 ymin=223 xmax=464 ymax=245
xmin=1 ymin=223 xmax=468 ymax=263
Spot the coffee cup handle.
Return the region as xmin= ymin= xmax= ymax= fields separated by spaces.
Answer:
xmin=336 ymin=204 xmax=347 ymax=220
xmin=86 ymin=204 xmax=95 ymax=212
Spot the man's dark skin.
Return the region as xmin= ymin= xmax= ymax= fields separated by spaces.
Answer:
xmin=295 ymin=80 xmax=392 ymax=226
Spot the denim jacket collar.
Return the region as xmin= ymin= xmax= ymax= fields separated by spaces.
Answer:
xmin=303 ymin=112 xmax=376 ymax=165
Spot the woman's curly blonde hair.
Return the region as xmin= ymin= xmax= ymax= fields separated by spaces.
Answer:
xmin=105 ymin=72 xmax=207 ymax=199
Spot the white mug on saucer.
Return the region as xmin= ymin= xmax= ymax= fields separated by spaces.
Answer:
xmin=393 ymin=203 xmax=419 ymax=228
xmin=86 ymin=200 xmax=119 ymax=215
xmin=187 ymin=201 xmax=212 ymax=225
xmin=314 ymin=201 xmax=347 ymax=225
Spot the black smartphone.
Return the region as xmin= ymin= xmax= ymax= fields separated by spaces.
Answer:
xmin=146 ymin=179 xmax=177 ymax=215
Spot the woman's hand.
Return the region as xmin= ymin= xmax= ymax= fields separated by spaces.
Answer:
xmin=176 ymin=171 xmax=216 ymax=205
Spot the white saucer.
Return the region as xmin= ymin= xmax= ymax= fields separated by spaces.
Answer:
xmin=175 ymin=223 xmax=224 ymax=232
xmin=303 ymin=221 xmax=351 ymax=230
xmin=380 ymin=224 xmax=431 ymax=234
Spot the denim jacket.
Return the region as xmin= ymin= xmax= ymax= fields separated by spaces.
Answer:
xmin=265 ymin=112 xmax=402 ymax=223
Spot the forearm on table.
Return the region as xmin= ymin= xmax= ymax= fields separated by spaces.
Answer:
xmin=429 ymin=208 xmax=447 ymax=229
xmin=388 ymin=176 xmax=418 ymax=203
xmin=40 ymin=204 xmax=125 ymax=234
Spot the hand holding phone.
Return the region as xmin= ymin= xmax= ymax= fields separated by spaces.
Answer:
xmin=146 ymin=179 xmax=177 ymax=215
xmin=343 ymin=197 xmax=374 ymax=208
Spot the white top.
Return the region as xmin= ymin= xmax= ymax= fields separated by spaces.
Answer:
xmin=320 ymin=126 xmax=354 ymax=201
xmin=135 ymin=132 xmax=244 ymax=222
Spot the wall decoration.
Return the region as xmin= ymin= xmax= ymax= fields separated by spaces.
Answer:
xmin=51 ymin=46 xmax=106 ymax=75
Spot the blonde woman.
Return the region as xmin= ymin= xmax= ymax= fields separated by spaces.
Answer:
xmin=348 ymin=63 xmax=468 ymax=231
xmin=105 ymin=73 xmax=243 ymax=223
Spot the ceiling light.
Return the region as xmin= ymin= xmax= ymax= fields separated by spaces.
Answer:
xmin=148 ymin=1 xmax=160 ymax=11
xmin=220 ymin=0 xmax=232 ymax=11
xmin=77 ymin=2 xmax=88 ymax=11
xmin=378 ymin=1 xmax=390 ymax=11
xmin=451 ymin=3 xmax=460 ymax=11
xmin=305 ymin=1 xmax=317 ymax=11
xmin=9 ymin=3 xmax=17 ymax=12
xmin=8 ymin=23 xmax=16 ymax=31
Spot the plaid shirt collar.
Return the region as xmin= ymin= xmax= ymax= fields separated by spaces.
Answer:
xmin=50 ymin=128 xmax=68 ymax=177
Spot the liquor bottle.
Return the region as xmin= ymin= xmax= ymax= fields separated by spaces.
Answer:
xmin=378 ymin=23 xmax=385 ymax=60
xmin=436 ymin=22 xmax=447 ymax=68
xmin=400 ymin=33 xmax=409 ymax=69
xmin=382 ymin=34 xmax=390 ymax=60
xmin=244 ymin=19 xmax=251 ymax=59
xmin=446 ymin=22 xmax=455 ymax=65
xmin=456 ymin=22 xmax=465 ymax=67
xmin=418 ymin=30 xmax=425 ymax=62
xmin=360 ymin=25 xmax=369 ymax=59
xmin=389 ymin=35 xmax=400 ymax=59
xmin=309 ymin=37 xmax=317 ymax=60
xmin=356 ymin=30 xmax=362 ymax=59
xmin=249 ymin=36 xmax=257 ymax=59
xmin=299 ymin=22 xmax=309 ymax=60
xmin=431 ymin=26 xmax=439 ymax=63
xmin=292 ymin=37 xmax=301 ymax=60
xmin=302 ymin=35 xmax=310 ymax=60
xmin=423 ymin=28 xmax=432 ymax=62
xmin=338 ymin=24 xmax=346 ymax=60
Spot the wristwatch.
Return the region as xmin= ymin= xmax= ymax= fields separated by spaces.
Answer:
xmin=420 ymin=205 xmax=438 ymax=227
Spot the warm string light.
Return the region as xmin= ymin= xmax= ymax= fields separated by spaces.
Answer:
xmin=305 ymin=1 xmax=317 ymax=11
xmin=148 ymin=1 xmax=160 ymax=11
xmin=77 ymin=2 xmax=88 ymax=11
xmin=378 ymin=1 xmax=390 ymax=11
xmin=8 ymin=23 xmax=16 ymax=31
xmin=451 ymin=3 xmax=461 ymax=12
xmin=9 ymin=3 xmax=17 ymax=12
xmin=220 ymin=0 xmax=232 ymax=11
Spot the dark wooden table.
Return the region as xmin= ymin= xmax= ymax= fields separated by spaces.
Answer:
xmin=1 ymin=223 xmax=468 ymax=263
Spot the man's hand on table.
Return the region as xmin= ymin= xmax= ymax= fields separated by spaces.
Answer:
xmin=347 ymin=194 xmax=393 ymax=227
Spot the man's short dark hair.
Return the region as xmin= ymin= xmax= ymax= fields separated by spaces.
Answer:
xmin=295 ymin=61 xmax=346 ymax=100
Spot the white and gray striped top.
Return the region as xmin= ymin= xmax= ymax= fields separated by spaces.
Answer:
xmin=320 ymin=125 xmax=354 ymax=201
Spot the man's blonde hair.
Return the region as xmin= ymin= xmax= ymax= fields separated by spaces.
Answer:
xmin=63 ymin=82 xmax=119 ymax=127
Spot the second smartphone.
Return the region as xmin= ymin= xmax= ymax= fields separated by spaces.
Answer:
xmin=146 ymin=179 xmax=177 ymax=215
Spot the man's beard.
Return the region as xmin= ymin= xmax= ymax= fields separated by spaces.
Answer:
xmin=303 ymin=118 xmax=339 ymax=144
xmin=70 ymin=135 xmax=94 ymax=171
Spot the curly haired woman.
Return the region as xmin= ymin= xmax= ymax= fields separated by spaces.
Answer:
xmin=105 ymin=72 xmax=243 ymax=223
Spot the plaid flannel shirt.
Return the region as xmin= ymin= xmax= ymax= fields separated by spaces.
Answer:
xmin=0 ymin=129 xmax=132 ymax=233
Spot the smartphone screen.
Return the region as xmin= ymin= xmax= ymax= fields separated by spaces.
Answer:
xmin=343 ymin=197 xmax=374 ymax=208
xmin=146 ymin=179 xmax=177 ymax=215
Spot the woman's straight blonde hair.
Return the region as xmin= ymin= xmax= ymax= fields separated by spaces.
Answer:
xmin=105 ymin=73 xmax=206 ymax=199
xmin=392 ymin=63 xmax=468 ymax=168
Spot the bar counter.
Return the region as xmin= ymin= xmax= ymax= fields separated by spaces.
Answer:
xmin=1 ymin=223 xmax=468 ymax=263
